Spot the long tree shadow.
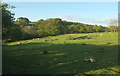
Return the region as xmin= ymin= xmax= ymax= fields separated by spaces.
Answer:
xmin=2 ymin=42 xmax=118 ymax=74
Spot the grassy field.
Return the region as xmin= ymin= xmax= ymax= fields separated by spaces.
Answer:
xmin=2 ymin=32 xmax=119 ymax=74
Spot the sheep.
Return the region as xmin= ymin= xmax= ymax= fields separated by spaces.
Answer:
xmin=18 ymin=42 xmax=21 ymax=44
xmin=33 ymin=38 xmax=35 ymax=40
xmin=83 ymin=58 xmax=96 ymax=62
xmin=37 ymin=38 xmax=40 ymax=40
xmin=89 ymin=58 xmax=96 ymax=62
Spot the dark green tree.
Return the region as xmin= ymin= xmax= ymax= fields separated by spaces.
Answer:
xmin=93 ymin=25 xmax=104 ymax=32
xmin=9 ymin=25 xmax=23 ymax=41
xmin=79 ymin=26 xmax=86 ymax=33
xmin=37 ymin=19 xmax=60 ymax=37
xmin=2 ymin=3 xmax=15 ymax=40
xmin=15 ymin=17 xmax=30 ymax=26
xmin=85 ymin=25 xmax=94 ymax=33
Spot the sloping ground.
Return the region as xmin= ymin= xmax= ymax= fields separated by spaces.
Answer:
xmin=2 ymin=32 xmax=119 ymax=74
xmin=85 ymin=66 xmax=120 ymax=74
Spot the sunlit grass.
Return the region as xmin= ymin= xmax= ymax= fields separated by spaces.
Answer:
xmin=3 ymin=32 xmax=119 ymax=74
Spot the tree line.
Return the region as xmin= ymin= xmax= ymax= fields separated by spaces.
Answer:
xmin=2 ymin=3 xmax=118 ymax=42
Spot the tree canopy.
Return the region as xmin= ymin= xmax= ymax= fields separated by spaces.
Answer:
xmin=15 ymin=17 xmax=30 ymax=26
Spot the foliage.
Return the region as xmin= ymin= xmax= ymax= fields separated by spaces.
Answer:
xmin=108 ymin=26 xmax=118 ymax=32
xmin=85 ymin=25 xmax=94 ymax=33
xmin=2 ymin=3 xmax=15 ymax=40
xmin=37 ymin=18 xmax=62 ymax=37
xmin=93 ymin=25 xmax=105 ymax=32
xmin=108 ymin=19 xmax=118 ymax=32
xmin=20 ymin=25 xmax=38 ymax=39
xmin=79 ymin=26 xmax=86 ymax=33
xmin=15 ymin=17 xmax=30 ymax=26
xmin=37 ymin=18 xmax=108 ymax=37
xmin=105 ymin=27 xmax=111 ymax=32
xmin=8 ymin=25 xmax=23 ymax=41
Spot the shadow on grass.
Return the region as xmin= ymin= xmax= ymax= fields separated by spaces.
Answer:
xmin=2 ymin=42 xmax=118 ymax=74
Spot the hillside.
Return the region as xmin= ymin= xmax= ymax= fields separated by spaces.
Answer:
xmin=3 ymin=32 xmax=119 ymax=74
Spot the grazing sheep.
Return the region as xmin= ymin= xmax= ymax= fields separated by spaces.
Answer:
xmin=89 ymin=58 xmax=96 ymax=62
xmin=18 ymin=42 xmax=21 ymax=44
xmin=37 ymin=38 xmax=40 ymax=40
xmin=83 ymin=58 xmax=96 ymax=62
xmin=100 ymin=34 xmax=102 ymax=35
xmin=83 ymin=59 xmax=89 ymax=62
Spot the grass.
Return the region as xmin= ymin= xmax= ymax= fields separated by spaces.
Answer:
xmin=2 ymin=32 xmax=119 ymax=74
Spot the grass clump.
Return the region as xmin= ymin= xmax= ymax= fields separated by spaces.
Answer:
xmin=43 ymin=49 xmax=48 ymax=54
xmin=81 ymin=43 xmax=86 ymax=45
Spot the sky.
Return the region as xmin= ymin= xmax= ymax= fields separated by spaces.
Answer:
xmin=3 ymin=0 xmax=119 ymax=2
xmin=5 ymin=2 xmax=118 ymax=26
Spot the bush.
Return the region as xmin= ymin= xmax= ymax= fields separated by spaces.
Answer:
xmin=7 ymin=25 xmax=23 ymax=41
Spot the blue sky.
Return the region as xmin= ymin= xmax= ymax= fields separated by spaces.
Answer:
xmin=3 ymin=0 xmax=119 ymax=2
xmin=6 ymin=2 xmax=118 ymax=26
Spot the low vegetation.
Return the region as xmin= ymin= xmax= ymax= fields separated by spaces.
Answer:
xmin=3 ymin=32 xmax=119 ymax=74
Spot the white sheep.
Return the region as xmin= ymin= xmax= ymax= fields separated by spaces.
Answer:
xmin=89 ymin=58 xmax=96 ymax=62
xmin=18 ymin=42 xmax=21 ymax=44
xmin=37 ymin=38 xmax=40 ymax=40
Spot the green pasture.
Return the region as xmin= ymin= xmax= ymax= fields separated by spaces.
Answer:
xmin=2 ymin=32 xmax=119 ymax=74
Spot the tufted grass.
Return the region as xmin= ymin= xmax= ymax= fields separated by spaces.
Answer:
xmin=2 ymin=32 xmax=119 ymax=74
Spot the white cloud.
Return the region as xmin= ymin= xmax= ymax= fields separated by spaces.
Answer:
xmin=57 ymin=14 xmax=117 ymax=26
